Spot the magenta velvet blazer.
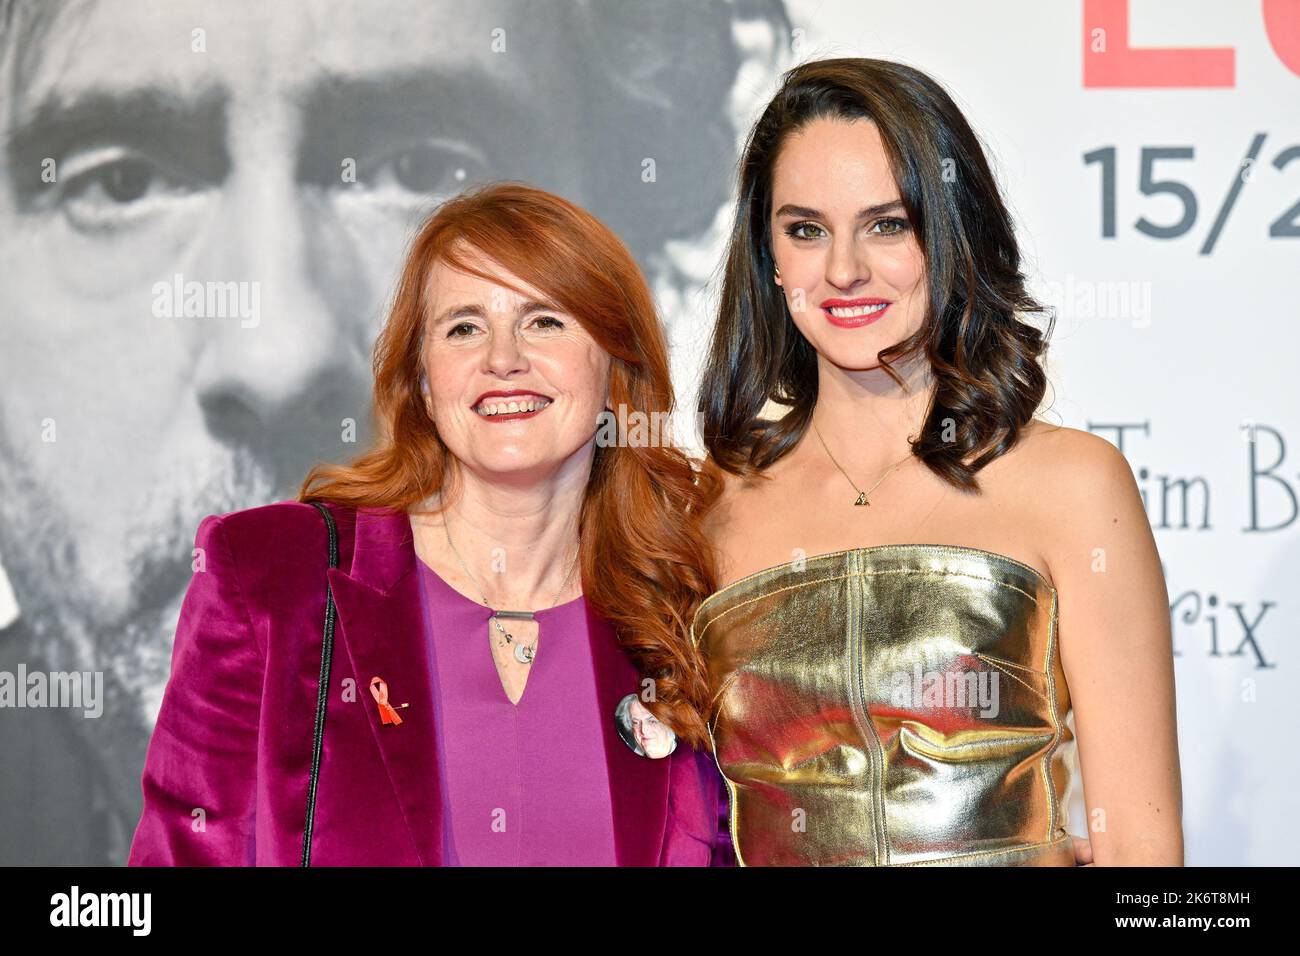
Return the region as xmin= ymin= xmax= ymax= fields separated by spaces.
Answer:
xmin=127 ymin=500 xmax=729 ymax=866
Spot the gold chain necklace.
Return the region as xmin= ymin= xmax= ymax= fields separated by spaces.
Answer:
xmin=812 ymin=419 xmax=913 ymax=507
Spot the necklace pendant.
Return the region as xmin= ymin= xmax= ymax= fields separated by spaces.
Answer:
xmin=489 ymin=616 xmax=513 ymax=643
xmin=514 ymin=642 xmax=535 ymax=664
xmin=854 ymin=492 xmax=870 ymax=506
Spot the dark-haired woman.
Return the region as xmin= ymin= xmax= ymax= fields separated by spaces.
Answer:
xmin=694 ymin=58 xmax=1182 ymax=866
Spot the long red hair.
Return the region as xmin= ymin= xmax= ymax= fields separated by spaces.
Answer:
xmin=298 ymin=182 xmax=721 ymax=748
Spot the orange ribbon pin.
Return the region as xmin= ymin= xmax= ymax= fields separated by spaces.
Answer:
xmin=369 ymin=676 xmax=408 ymax=725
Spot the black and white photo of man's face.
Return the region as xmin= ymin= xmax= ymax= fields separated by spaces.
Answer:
xmin=0 ymin=0 xmax=603 ymax=718
xmin=0 ymin=0 xmax=789 ymax=862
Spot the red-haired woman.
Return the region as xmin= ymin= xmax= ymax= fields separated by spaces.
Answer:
xmin=127 ymin=182 xmax=726 ymax=866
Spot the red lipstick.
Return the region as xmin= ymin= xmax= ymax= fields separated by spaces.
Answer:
xmin=820 ymin=297 xmax=892 ymax=329
xmin=470 ymin=389 xmax=553 ymax=423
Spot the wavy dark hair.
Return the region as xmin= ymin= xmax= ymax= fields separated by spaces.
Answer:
xmin=699 ymin=57 xmax=1055 ymax=490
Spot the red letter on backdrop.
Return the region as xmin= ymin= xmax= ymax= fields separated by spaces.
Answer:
xmin=1083 ymin=0 xmax=1235 ymax=88
xmin=1264 ymin=0 xmax=1300 ymax=78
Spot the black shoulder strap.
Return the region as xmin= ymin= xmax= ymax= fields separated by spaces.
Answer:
xmin=301 ymin=501 xmax=339 ymax=866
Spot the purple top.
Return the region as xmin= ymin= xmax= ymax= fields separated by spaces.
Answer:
xmin=415 ymin=557 xmax=619 ymax=866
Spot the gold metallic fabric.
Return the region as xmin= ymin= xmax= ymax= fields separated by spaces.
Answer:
xmin=693 ymin=545 xmax=1075 ymax=866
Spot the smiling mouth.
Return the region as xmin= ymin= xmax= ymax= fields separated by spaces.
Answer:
xmin=826 ymin=303 xmax=887 ymax=318
xmin=472 ymin=396 xmax=553 ymax=420
xmin=822 ymin=301 xmax=891 ymax=327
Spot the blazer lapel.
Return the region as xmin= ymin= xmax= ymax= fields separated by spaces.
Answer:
xmin=585 ymin=603 xmax=672 ymax=866
xmin=324 ymin=505 xmax=670 ymax=867
xmin=325 ymin=506 xmax=443 ymax=866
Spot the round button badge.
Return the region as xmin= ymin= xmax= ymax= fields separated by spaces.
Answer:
xmin=614 ymin=693 xmax=677 ymax=759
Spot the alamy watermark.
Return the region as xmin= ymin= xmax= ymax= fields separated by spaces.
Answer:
xmin=0 ymin=664 xmax=103 ymax=718
xmin=152 ymin=272 xmax=261 ymax=328
xmin=594 ymin=403 xmax=682 ymax=448
xmin=1039 ymin=273 xmax=1152 ymax=329
xmin=50 ymin=885 xmax=150 ymax=935
xmin=887 ymin=663 xmax=1000 ymax=718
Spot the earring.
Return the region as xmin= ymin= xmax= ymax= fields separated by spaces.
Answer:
xmin=774 ymin=265 xmax=782 ymax=286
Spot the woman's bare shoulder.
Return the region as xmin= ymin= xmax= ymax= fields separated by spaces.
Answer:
xmin=1013 ymin=419 xmax=1139 ymax=534
xmin=1018 ymin=419 xmax=1127 ymax=475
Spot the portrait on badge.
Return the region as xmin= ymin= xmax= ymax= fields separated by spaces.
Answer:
xmin=615 ymin=693 xmax=678 ymax=760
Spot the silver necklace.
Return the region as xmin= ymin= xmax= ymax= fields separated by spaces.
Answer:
xmin=813 ymin=419 xmax=912 ymax=507
xmin=441 ymin=509 xmax=580 ymax=664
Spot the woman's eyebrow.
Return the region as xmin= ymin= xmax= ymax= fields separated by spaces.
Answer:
xmin=774 ymin=199 xmax=905 ymax=219
xmin=432 ymin=298 xmax=560 ymax=325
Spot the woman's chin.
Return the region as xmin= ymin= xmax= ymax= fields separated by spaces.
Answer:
xmin=470 ymin=453 xmax=570 ymax=485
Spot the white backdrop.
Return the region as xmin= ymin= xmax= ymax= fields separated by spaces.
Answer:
xmin=668 ymin=0 xmax=1300 ymax=866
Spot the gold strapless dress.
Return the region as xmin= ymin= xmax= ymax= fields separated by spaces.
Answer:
xmin=693 ymin=544 xmax=1076 ymax=866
